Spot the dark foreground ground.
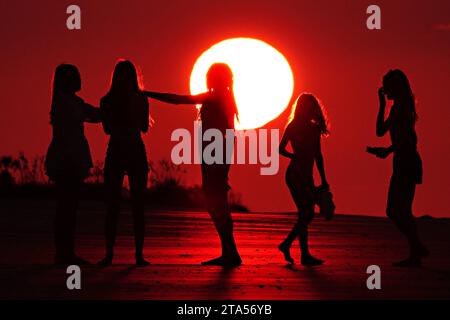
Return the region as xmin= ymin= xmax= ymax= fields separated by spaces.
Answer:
xmin=0 ymin=198 xmax=449 ymax=300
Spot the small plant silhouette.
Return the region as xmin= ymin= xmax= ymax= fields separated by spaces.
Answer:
xmin=0 ymin=153 xmax=248 ymax=211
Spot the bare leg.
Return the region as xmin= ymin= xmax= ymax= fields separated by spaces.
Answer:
xmin=202 ymin=189 xmax=241 ymax=267
xmin=54 ymin=175 xmax=89 ymax=265
xmin=129 ymin=170 xmax=149 ymax=266
xmin=282 ymin=171 xmax=323 ymax=265
xmin=201 ymin=164 xmax=241 ymax=267
xmin=299 ymin=216 xmax=323 ymax=266
xmin=98 ymin=168 xmax=124 ymax=266
xmin=279 ymin=223 xmax=298 ymax=264
xmin=387 ymin=177 xmax=428 ymax=267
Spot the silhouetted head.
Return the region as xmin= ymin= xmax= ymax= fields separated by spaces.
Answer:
xmin=382 ymin=69 xmax=413 ymax=100
xmin=52 ymin=64 xmax=81 ymax=97
xmin=382 ymin=69 xmax=417 ymax=121
xmin=50 ymin=64 xmax=81 ymax=124
xmin=107 ymin=59 xmax=142 ymax=98
xmin=206 ymin=63 xmax=233 ymax=92
xmin=289 ymin=93 xmax=329 ymax=136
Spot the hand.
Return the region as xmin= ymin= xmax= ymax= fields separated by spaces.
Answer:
xmin=378 ymin=87 xmax=386 ymax=107
xmin=366 ymin=146 xmax=391 ymax=159
xmin=319 ymin=181 xmax=330 ymax=191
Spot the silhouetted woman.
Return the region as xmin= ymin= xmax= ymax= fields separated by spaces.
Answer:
xmin=145 ymin=63 xmax=241 ymax=267
xmin=368 ymin=69 xmax=428 ymax=267
xmin=45 ymin=64 xmax=101 ymax=265
xmin=98 ymin=60 xmax=150 ymax=267
xmin=278 ymin=93 xmax=329 ymax=266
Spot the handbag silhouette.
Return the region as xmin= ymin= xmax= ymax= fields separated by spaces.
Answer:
xmin=314 ymin=186 xmax=336 ymax=220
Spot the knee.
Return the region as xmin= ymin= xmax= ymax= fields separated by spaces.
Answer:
xmin=305 ymin=213 xmax=314 ymax=225
xmin=387 ymin=206 xmax=404 ymax=225
xmin=299 ymin=211 xmax=314 ymax=225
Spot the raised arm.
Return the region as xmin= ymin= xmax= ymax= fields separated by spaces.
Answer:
xmin=376 ymin=87 xmax=391 ymax=137
xmin=144 ymin=91 xmax=208 ymax=105
xmin=315 ymin=136 xmax=328 ymax=188
xmin=278 ymin=126 xmax=295 ymax=159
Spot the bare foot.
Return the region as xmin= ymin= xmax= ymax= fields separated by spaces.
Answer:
xmin=136 ymin=258 xmax=151 ymax=267
xmin=392 ymin=257 xmax=421 ymax=268
xmin=97 ymin=256 xmax=113 ymax=267
xmin=202 ymin=256 xmax=242 ymax=267
xmin=278 ymin=243 xmax=294 ymax=264
xmin=301 ymin=255 xmax=324 ymax=266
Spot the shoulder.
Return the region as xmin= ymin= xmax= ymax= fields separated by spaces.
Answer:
xmin=138 ymin=92 xmax=149 ymax=106
xmin=73 ymin=94 xmax=84 ymax=104
xmin=56 ymin=93 xmax=80 ymax=105
xmin=195 ymin=92 xmax=211 ymax=104
xmin=100 ymin=95 xmax=111 ymax=108
xmin=284 ymin=122 xmax=296 ymax=136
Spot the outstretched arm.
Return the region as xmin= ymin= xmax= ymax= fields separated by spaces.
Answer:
xmin=315 ymin=137 xmax=329 ymax=188
xmin=278 ymin=126 xmax=295 ymax=159
xmin=144 ymin=91 xmax=207 ymax=105
xmin=376 ymin=87 xmax=391 ymax=137
xmin=83 ymin=103 xmax=101 ymax=123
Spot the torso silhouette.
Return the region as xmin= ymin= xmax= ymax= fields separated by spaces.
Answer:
xmin=286 ymin=121 xmax=320 ymax=182
xmin=194 ymin=90 xmax=236 ymax=193
xmin=388 ymin=104 xmax=422 ymax=184
xmin=45 ymin=93 xmax=100 ymax=179
xmin=100 ymin=92 xmax=149 ymax=173
xmin=388 ymin=104 xmax=417 ymax=153
xmin=198 ymin=90 xmax=236 ymax=133
xmin=145 ymin=89 xmax=237 ymax=166
xmin=101 ymin=93 xmax=149 ymax=139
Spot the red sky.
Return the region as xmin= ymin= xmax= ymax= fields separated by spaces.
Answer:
xmin=1 ymin=0 xmax=449 ymax=217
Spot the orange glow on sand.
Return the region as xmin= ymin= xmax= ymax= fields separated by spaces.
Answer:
xmin=190 ymin=38 xmax=294 ymax=130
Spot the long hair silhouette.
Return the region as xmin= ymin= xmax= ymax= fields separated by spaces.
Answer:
xmin=143 ymin=62 xmax=241 ymax=267
xmin=288 ymin=93 xmax=329 ymax=136
xmin=50 ymin=64 xmax=81 ymax=124
xmin=206 ymin=63 xmax=233 ymax=91
xmin=382 ymin=69 xmax=417 ymax=122
xmin=45 ymin=63 xmax=101 ymax=265
xmin=106 ymin=60 xmax=142 ymax=99
xmin=367 ymin=69 xmax=428 ymax=267
xmin=201 ymin=63 xmax=239 ymax=130
xmin=278 ymin=92 xmax=330 ymax=266
xmin=101 ymin=60 xmax=149 ymax=136
xmin=98 ymin=59 xmax=150 ymax=267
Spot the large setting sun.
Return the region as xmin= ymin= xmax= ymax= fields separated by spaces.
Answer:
xmin=190 ymin=38 xmax=294 ymax=130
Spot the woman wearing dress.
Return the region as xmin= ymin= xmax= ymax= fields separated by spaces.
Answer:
xmin=45 ymin=64 xmax=101 ymax=265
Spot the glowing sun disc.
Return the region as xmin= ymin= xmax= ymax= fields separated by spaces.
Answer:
xmin=190 ymin=38 xmax=294 ymax=130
